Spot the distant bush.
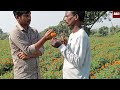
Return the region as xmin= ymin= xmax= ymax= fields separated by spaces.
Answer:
xmin=0 ymin=33 xmax=9 ymax=40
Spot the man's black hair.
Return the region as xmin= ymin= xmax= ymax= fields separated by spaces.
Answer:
xmin=13 ymin=11 xmax=30 ymax=16
xmin=71 ymin=11 xmax=85 ymax=22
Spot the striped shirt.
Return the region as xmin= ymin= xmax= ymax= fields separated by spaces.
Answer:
xmin=9 ymin=23 xmax=43 ymax=79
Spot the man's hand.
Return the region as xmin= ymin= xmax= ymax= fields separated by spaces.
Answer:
xmin=61 ymin=38 xmax=68 ymax=46
xmin=17 ymin=52 xmax=30 ymax=60
xmin=51 ymin=38 xmax=63 ymax=48
xmin=60 ymin=33 xmax=68 ymax=46
xmin=44 ymin=29 xmax=54 ymax=40
xmin=17 ymin=50 xmax=42 ymax=60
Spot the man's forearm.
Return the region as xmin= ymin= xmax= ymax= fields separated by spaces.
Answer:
xmin=34 ymin=29 xmax=53 ymax=51
xmin=28 ymin=50 xmax=42 ymax=58
xmin=34 ymin=36 xmax=47 ymax=51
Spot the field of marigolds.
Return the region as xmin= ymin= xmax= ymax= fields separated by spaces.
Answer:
xmin=0 ymin=32 xmax=120 ymax=79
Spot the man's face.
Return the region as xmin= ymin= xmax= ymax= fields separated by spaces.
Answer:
xmin=63 ymin=11 xmax=76 ymax=27
xmin=16 ymin=12 xmax=31 ymax=27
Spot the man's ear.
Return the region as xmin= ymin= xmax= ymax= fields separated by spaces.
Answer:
xmin=74 ymin=14 xmax=79 ymax=21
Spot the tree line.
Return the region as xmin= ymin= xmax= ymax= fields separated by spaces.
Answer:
xmin=90 ymin=25 xmax=120 ymax=36
xmin=0 ymin=28 xmax=9 ymax=40
xmin=40 ymin=11 xmax=113 ymax=37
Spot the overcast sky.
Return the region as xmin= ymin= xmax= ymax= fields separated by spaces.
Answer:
xmin=0 ymin=11 xmax=65 ymax=33
xmin=0 ymin=11 xmax=120 ymax=33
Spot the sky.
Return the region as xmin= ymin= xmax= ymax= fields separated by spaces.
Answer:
xmin=0 ymin=11 xmax=120 ymax=33
xmin=0 ymin=11 xmax=65 ymax=33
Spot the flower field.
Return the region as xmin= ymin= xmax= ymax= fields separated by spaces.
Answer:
xmin=0 ymin=32 xmax=120 ymax=79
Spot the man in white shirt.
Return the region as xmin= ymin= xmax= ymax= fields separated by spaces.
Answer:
xmin=51 ymin=11 xmax=91 ymax=79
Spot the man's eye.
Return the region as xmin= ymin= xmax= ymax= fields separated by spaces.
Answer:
xmin=24 ymin=15 xmax=29 ymax=17
xmin=26 ymin=15 xmax=29 ymax=17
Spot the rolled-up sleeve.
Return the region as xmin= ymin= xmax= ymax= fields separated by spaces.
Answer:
xmin=9 ymin=30 xmax=36 ymax=55
xmin=28 ymin=44 xmax=36 ymax=54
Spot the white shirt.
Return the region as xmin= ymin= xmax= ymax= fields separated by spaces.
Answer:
xmin=59 ymin=28 xmax=91 ymax=79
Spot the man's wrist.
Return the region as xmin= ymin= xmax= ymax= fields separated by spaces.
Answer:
xmin=58 ymin=44 xmax=66 ymax=52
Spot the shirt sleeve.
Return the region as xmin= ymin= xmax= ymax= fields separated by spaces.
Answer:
xmin=39 ymin=47 xmax=44 ymax=54
xmin=59 ymin=35 xmax=88 ymax=68
xmin=9 ymin=30 xmax=36 ymax=55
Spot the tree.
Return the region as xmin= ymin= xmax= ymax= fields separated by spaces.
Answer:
xmin=0 ymin=28 xmax=9 ymax=40
xmin=0 ymin=33 xmax=9 ymax=40
xmin=0 ymin=28 xmax=3 ymax=34
xmin=98 ymin=26 xmax=109 ymax=36
xmin=84 ymin=11 xmax=112 ymax=36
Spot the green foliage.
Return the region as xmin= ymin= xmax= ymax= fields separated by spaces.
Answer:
xmin=0 ymin=70 xmax=13 ymax=79
xmin=91 ymin=60 xmax=101 ymax=72
xmin=1 ymin=23 xmax=120 ymax=79
xmin=0 ymin=31 xmax=9 ymax=40
xmin=42 ymin=70 xmax=62 ymax=79
xmin=94 ymin=64 xmax=120 ymax=79
xmin=91 ymin=25 xmax=120 ymax=37
xmin=98 ymin=26 xmax=109 ymax=36
xmin=0 ymin=28 xmax=3 ymax=34
xmin=0 ymin=63 xmax=13 ymax=76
